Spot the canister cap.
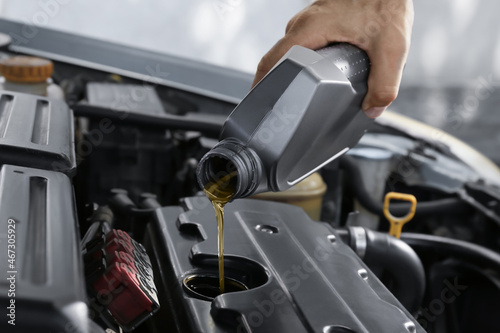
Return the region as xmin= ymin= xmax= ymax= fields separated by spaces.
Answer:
xmin=0 ymin=56 xmax=53 ymax=83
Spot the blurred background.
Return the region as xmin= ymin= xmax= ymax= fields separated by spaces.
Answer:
xmin=0 ymin=0 xmax=499 ymax=163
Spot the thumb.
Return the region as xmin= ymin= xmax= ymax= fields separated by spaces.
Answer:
xmin=362 ymin=45 xmax=407 ymax=118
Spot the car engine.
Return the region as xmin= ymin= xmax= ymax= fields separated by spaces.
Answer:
xmin=0 ymin=21 xmax=500 ymax=333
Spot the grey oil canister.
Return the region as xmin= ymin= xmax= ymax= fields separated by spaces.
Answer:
xmin=197 ymin=43 xmax=373 ymax=199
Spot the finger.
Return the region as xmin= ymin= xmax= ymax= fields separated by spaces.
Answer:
xmin=252 ymin=37 xmax=298 ymax=87
xmin=362 ymin=43 xmax=407 ymax=118
xmin=252 ymin=30 xmax=328 ymax=87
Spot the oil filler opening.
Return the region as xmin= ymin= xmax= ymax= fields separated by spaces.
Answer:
xmin=183 ymin=274 xmax=248 ymax=301
xmin=183 ymin=257 xmax=269 ymax=302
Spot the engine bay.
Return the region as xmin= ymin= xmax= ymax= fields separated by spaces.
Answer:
xmin=0 ymin=22 xmax=500 ymax=333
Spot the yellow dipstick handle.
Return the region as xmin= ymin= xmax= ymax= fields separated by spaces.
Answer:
xmin=383 ymin=192 xmax=417 ymax=239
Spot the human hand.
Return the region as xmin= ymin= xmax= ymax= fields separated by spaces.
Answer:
xmin=252 ymin=0 xmax=414 ymax=118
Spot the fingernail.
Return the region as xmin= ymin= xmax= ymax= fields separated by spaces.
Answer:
xmin=363 ymin=106 xmax=386 ymax=118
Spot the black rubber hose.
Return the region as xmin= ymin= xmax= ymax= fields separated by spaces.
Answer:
xmin=139 ymin=193 xmax=163 ymax=210
xmin=346 ymin=228 xmax=426 ymax=312
xmin=108 ymin=189 xmax=156 ymax=217
xmin=400 ymin=233 xmax=500 ymax=273
xmin=339 ymin=155 xmax=472 ymax=217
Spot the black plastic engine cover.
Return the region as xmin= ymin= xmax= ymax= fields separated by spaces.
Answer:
xmin=0 ymin=165 xmax=86 ymax=333
xmin=0 ymin=91 xmax=76 ymax=175
xmin=150 ymin=197 xmax=425 ymax=333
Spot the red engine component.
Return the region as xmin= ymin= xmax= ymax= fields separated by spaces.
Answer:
xmin=84 ymin=227 xmax=159 ymax=331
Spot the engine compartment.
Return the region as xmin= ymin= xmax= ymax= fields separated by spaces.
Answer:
xmin=0 ymin=39 xmax=499 ymax=333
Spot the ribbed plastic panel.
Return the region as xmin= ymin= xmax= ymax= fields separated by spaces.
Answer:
xmin=0 ymin=165 xmax=87 ymax=332
xmin=0 ymin=91 xmax=76 ymax=175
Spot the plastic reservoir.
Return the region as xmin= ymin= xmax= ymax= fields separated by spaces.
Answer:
xmin=0 ymin=55 xmax=64 ymax=99
xmin=251 ymin=172 xmax=327 ymax=220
